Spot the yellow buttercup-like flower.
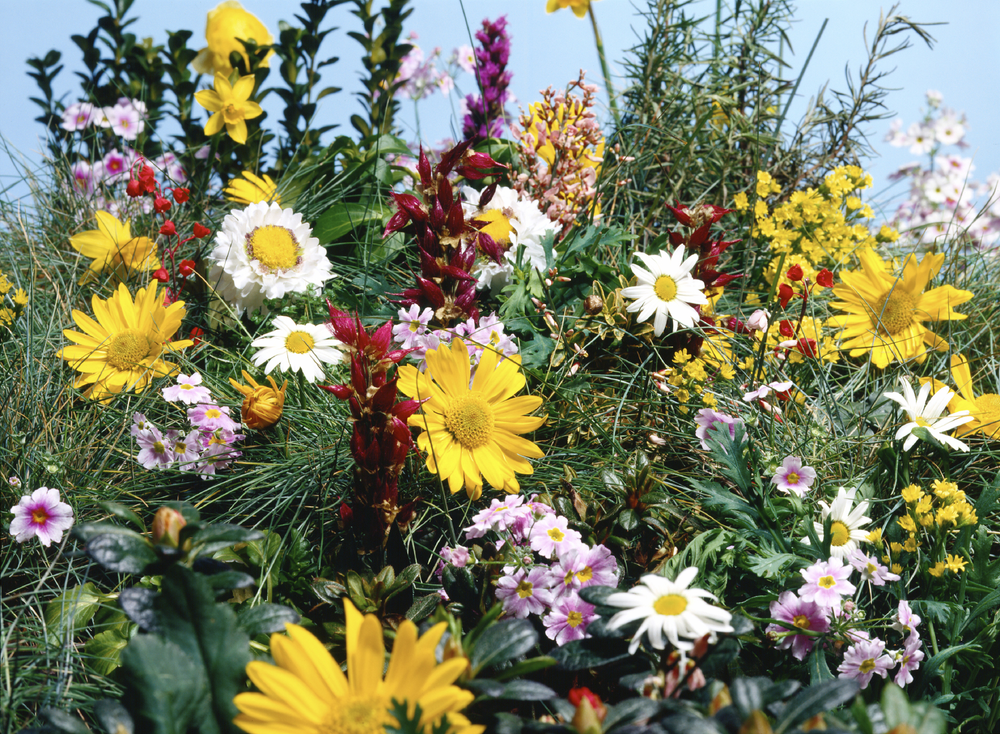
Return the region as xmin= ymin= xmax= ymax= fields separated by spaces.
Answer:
xmin=224 ymin=170 xmax=281 ymax=206
xmin=947 ymin=354 xmax=1000 ymax=439
xmin=398 ymin=339 xmax=545 ymax=500
xmin=546 ymin=0 xmax=596 ymax=18
xmin=229 ymin=370 xmax=287 ymax=429
xmin=69 ymin=211 xmax=160 ymax=284
xmin=192 ymin=0 xmax=273 ymax=77
xmin=233 ymin=599 xmax=483 ymax=734
xmin=57 ymin=280 xmax=193 ymax=402
xmin=195 ymin=73 xmax=263 ymax=145
xmin=827 ymin=247 xmax=973 ymax=369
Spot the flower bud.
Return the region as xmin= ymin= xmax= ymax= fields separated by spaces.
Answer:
xmin=192 ymin=223 xmax=212 ymax=239
xmin=747 ymin=309 xmax=770 ymax=332
xmin=151 ymin=507 xmax=187 ymax=547
xmin=786 ymin=263 xmax=804 ymax=282
xmin=229 ymin=370 xmax=287 ymax=429
xmin=583 ymin=295 xmax=604 ymax=315
xmin=153 ymin=196 xmax=172 ymax=214
xmin=153 ymin=267 xmax=170 ymax=283
xmin=816 ymin=268 xmax=834 ymax=288
xmin=126 ymin=179 xmax=142 ymax=198
xmin=178 ymin=259 xmax=196 ymax=277
xmin=159 ymin=220 xmax=177 ymax=237
xmin=172 ymin=187 xmax=190 ymax=203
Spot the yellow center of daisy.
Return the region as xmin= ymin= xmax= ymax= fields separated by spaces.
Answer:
xmin=106 ymin=329 xmax=154 ymax=370
xmin=181 ymin=384 xmax=194 ymax=390
xmin=175 ymin=441 xmax=188 ymax=453
xmin=576 ymin=566 xmax=593 ymax=583
xmin=567 ymin=611 xmax=584 ymax=628
xmin=444 ymin=394 xmax=495 ymax=449
xmin=830 ymin=521 xmax=850 ymax=547
xmin=32 ymin=508 xmax=50 ymax=524
xmin=872 ymin=288 xmax=917 ymax=335
xmin=547 ymin=527 xmax=565 ymax=542
xmin=477 ymin=208 xmax=515 ymax=247
xmin=285 ymin=331 xmax=315 ymax=354
xmin=818 ymin=575 xmax=837 ymax=589
xmin=247 ymin=225 xmax=300 ymax=271
xmin=792 ymin=614 xmax=811 ymax=630
xmin=204 ymin=408 xmax=222 ymax=419
xmin=516 ymin=580 xmax=534 ymax=599
xmin=153 ymin=441 xmax=166 ymax=454
xmin=654 ymin=275 xmax=678 ymax=302
xmin=787 ymin=471 xmax=800 ymax=485
xmin=914 ymin=417 xmax=932 ymax=427
xmin=653 ymin=594 xmax=687 ymax=616
xmin=859 ymin=658 xmax=876 ymax=674
xmin=322 ymin=695 xmax=391 ymax=734
xmin=409 ymin=321 xmax=421 ymax=332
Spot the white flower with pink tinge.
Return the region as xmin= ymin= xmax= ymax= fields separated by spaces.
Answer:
xmin=799 ymin=557 xmax=855 ymax=608
xmin=8 ymin=487 xmax=75 ymax=547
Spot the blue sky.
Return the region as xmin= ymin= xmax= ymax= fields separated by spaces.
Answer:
xmin=1 ymin=0 xmax=997 ymax=206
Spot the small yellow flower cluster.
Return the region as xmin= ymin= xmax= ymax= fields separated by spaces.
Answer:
xmin=884 ymin=480 xmax=975 ymax=578
xmin=652 ymin=342 xmax=737 ymax=414
xmin=746 ymin=167 xmax=899 ymax=289
xmin=0 ymin=269 xmax=28 ymax=327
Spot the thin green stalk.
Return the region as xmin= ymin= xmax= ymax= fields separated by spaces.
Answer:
xmin=774 ymin=19 xmax=828 ymax=143
xmin=437 ymin=478 xmax=459 ymax=547
xmin=588 ymin=3 xmax=621 ymax=131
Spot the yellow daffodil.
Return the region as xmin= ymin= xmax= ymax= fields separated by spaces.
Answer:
xmin=827 ymin=247 xmax=973 ymax=369
xmin=224 ymin=170 xmax=281 ymax=206
xmin=546 ymin=0 xmax=596 ymax=18
xmin=192 ymin=1 xmax=273 ymax=77
xmin=233 ymin=599 xmax=483 ymax=734
xmin=195 ymin=73 xmax=263 ymax=145
xmin=69 ymin=211 xmax=159 ymax=284
xmin=56 ymin=280 xmax=193 ymax=402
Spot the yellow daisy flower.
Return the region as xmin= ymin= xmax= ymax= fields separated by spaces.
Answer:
xmin=233 ymin=599 xmax=483 ymax=734
xmin=947 ymin=354 xmax=1000 ymax=438
xmin=69 ymin=211 xmax=160 ymax=284
xmin=56 ymin=280 xmax=193 ymax=402
xmin=195 ymin=73 xmax=263 ymax=145
xmin=398 ymin=339 xmax=545 ymax=500
xmin=229 ymin=369 xmax=287 ymax=429
xmin=224 ymin=170 xmax=281 ymax=206
xmin=827 ymin=248 xmax=973 ymax=369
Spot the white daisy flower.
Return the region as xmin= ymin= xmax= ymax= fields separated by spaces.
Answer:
xmin=462 ymin=186 xmax=557 ymax=292
xmin=209 ymin=201 xmax=336 ymax=317
xmin=882 ymin=377 xmax=972 ymax=452
xmin=812 ymin=487 xmax=872 ymax=559
xmin=606 ymin=568 xmax=734 ymax=654
xmin=251 ymin=316 xmax=344 ymax=383
xmin=621 ymin=247 xmax=708 ymax=336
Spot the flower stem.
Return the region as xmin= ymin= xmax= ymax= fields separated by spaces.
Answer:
xmin=297 ymin=371 xmax=307 ymax=411
xmin=438 ymin=477 xmax=459 ymax=547
xmin=588 ymin=3 xmax=621 ymax=132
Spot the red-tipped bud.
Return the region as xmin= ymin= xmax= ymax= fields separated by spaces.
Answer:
xmin=816 ymin=268 xmax=834 ymax=288
xmin=159 ymin=220 xmax=177 ymax=237
xmin=192 ymin=223 xmax=212 ymax=239
xmin=126 ymin=179 xmax=142 ymax=198
xmin=172 ymin=187 xmax=190 ymax=203
xmin=786 ymin=263 xmax=804 ymax=282
xmin=320 ymin=383 xmax=354 ymax=400
xmin=778 ymin=283 xmax=796 ymax=309
xmin=151 ymin=507 xmax=187 ymax=547
xmin=178 ymin=259 xmax=196 ymax=277
xmin=153 ymin=196 xmax=172 ymax=214
xmin=779 ymin=319 xmax=795 ymax=338
xmin=153 ymin=267 xmax=170 ymax=283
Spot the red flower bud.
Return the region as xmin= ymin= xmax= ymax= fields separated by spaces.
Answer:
xmin=192 ymin=223 xmax=212 ymax=239
xmin=189 ymin=327 xmax=205 ymax=345
xmin=159 ymin=220 xmax=177 ymax=237
xmin=796 ymin=338 xmax=819 ymax=358
xmin=126 ymin=179 xmax=142 ymax=198
xmin=816 ymin=268 xmax=834 ymax=288
xmin=172 ymin=187 xmax=190 ymax=204
xmin=153 ymin=267 xmax=170 ymax=283
xmin=178 ymin=259 xmax=196 ymax=277
xmin=153 ymin=196 xmax=172 ymax=214
xmin=779 ymin=319 xmax=795 ymax=338
xmin=778 ymin=283 xmax=796 ymax=309
xmin=786 ymin=263 xmax=804 ymax=282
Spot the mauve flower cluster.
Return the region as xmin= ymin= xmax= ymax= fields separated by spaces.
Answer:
xmin=885 ymin=90 xmax=1000 ymax=251
xmin=62 ymin=98 xmax=148 ymax=141
xmin=395 ymin=33 xmax=455 ymax=101
xmin=766 ymin=554 xmax=922 ymax=690
xmin=392 ymin=305 xmax=519 ymax=365
xmin=461 ymin=16 xmax=513 ymax=140
xmin=70 ymin=150 xmax=186 ymax=223
xmin=132 ymin=373 xmax=243 ymax=475
xmin=437 ymin=495 xmax=619 ymax=645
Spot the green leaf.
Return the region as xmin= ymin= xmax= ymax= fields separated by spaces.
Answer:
xmin=748 ymin=548 xmax=798 ymax=579
xmin=470 ymin=619 xmax=537 ymax=673
xmin=490 ymin=655 xmax=557 ymax=682
xmin=881 ymin=683 xmax=947 ymax=734
xmin=237 ymin=603 xmax=300 ymax=637
xmin=405 ymin=594 xmax=440 ymax=622
xmin=189 ymin=524 xmax=265 ymax=557
xmin=206 ymin=572 xmax=257 ymax=593
xmin=120 ymin=636 xmax=209 ymax=734
xmin=314 ymin=201 xmax=390 ymax=242
xmin=85 ymin=532 xmax=158 ymax=574
xmin=808 ymin=639 xmax=835 ymax=683
xmin=85 ymin=627 xmax=132 ymax=675
xmin=774 ymin=679 xmax=859 ymax=734
xmin=730 ymin=677 xmax=765 ymax=718
xmin=602 ymin=698 xmax=661 ymax=730
xmin=93 ymin=699 xmax=135 ymax=734
xmin=549 ymin=637 xmax=632 ymax=670
xmin=618 ymin=508 xmax=639 ymax=532
xmin=96 ymin=501 xmax=145 ymax=531
xmin=45 ymin=583 xmax=103 ymax=646
xmin=38 ymin=707 xmax=92 ymax=734
xmin=496 ymin=680 xmax=556 ymax=700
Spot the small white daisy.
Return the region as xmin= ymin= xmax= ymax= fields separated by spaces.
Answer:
xmin=812 ymin=487 xmax=872 ymax=559
xmin=621 ymin=246 xmax=708 ymax=336
xmin=251 ymin=316 xmax=344 ymax=383
xmin=209 ymin=201 xmax=336 ymax=317
xmin=606 ymin=568 xmax=734 ymax=654
xmin=882 ymin=377 xmax=972 ymax=452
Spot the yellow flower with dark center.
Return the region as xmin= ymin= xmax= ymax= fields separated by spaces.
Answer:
xmin=229 ymin=369 xmax=287 ymax=429
xmin=56 ymin=280 xmax=192 ymax=402
xmin=397 ymin=339 xmax=545 ymax=500
xmin=195 ymin=73 xmax=263 ymax=145
xmin=946 ymin=354 xmax=1000 ymax=438
xmin=69 ymin=211 xmax=160 ymax=284
xmin=827 ymin=248 xmax=973 ymax=369
xmin=224 ymin=170 xmax=281 ymax=206
xmin=233 ymin=599 xmax=483 ymax=734
xmin=192 ymin=0 xmax=273 ymax=77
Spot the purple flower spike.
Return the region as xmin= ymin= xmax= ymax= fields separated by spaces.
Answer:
xmin=462 ymin=16 xmax=513 ymax=140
